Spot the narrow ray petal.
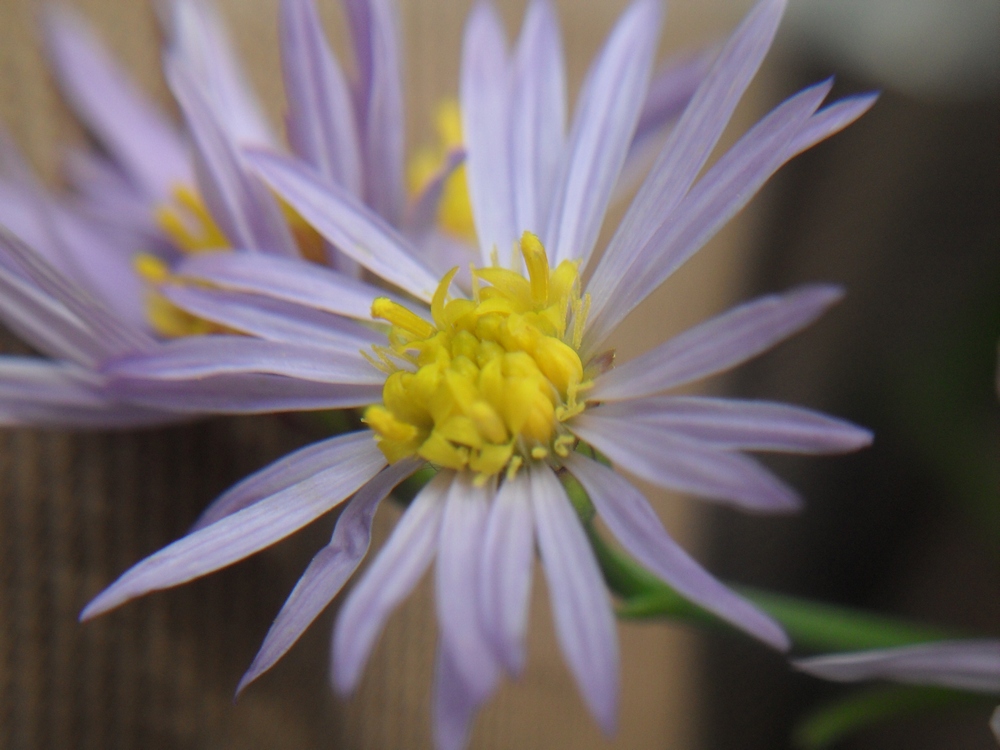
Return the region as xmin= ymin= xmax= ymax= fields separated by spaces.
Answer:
xmin=160 ymin=285 xmax=380 ymax=349
xmin=479 ymin=469 xmax=534 ymax=675
xmin=585 ymin=79 xmax=832 ymax=348
xmin=509 ymin=0 xmax=565 ymax=237
xmin=531 ymin=462 xmax=618 ymax=734
xmin=0 ymin=229 xmax=154 ymax=357
xmin=237 ymin=458 xmax=421 ymax=692
xmin=460 ymin=2 xmax=514 ymax=265
xmin=81 ymin=438 xmax=387 ymax=620
xmin=433 ymin=637 xmax=487 ymax=750
xmin=245 ymin=149 xmax=439 ymax=300
xmin=103 ymin=335 xmax=382 ymax=385
xmin=166 ymin=60 xmax=300 ymax=257
xmin=193 ymin=431 xmax=380 ymax=531
xmin=588 ymin=396 xmax=872 ymax=454
xmin=590 ymin=285 xmax=843 ymax=401
xmin=280 ymin=0 xmax=363 ymax=195
xmin=43 ymin=7 xmax=191 ymax=199
xmin=176 ymin=251 xmax=393 ymax=321
xmin=565 ymin=453 xmax=789 ymax=650
xmin=166 ymin=0 xmax=275 ymax=146
xmin=546 ymin=0 xmax=661 ymax=266
xmin=0 ymin=357 xmax=176 ymax=428
xmin=332 ymin=470 xmax=449 ymax=694
xmin=104 ymin=373 xmax=380 ymax=414
xmin=586 ymin=0 xmax=786 ymax=302
xmin=436 ymin=474 xmax=500 ymax=700
xmin=356 ymin=0 xmax=406 ymax=225
xmin=571 ymin=416 xmax=801 ymax=512
xmin=795 ymin=641 xmax=1000 ymax=694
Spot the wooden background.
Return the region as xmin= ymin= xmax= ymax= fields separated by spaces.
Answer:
xmin=0 ymin=1 xmax=771 ymax=748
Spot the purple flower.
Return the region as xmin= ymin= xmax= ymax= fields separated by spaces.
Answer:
xmin=81 ymin=0 xmax=875 ymax=747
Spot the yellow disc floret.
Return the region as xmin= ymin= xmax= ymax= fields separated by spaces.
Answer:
xmin=364 ymin=232 xmax=591 ymax=484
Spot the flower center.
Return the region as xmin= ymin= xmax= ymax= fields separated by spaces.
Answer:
xmin=364 ymin=232 xmax=591 ymax=483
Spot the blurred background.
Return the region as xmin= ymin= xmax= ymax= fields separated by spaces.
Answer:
xmin=0 ymin=0 xmax=995 ymax=748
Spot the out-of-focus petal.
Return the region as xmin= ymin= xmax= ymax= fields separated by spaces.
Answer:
xmin=192 ymin=431 xmax=381 ymax=531
xmin=509 ymin=0 xmax=565 ymax=238
xmin=237 ymin=458 xmax=421 ymax=692
xmin=546 ymin=0 xmax=661 ymax=266
xmin=433 ymin=636 xmax=487 ymax=750
xmin=570 ymin=416 xmax=801 ymax=512
xmin=479 ymin=468 xmax=534 ymax=675
xmin=161 ymin=284 xmax=381 ymax=348
xmin=245 ymin=149 xmax=440 ymax=301
xmin=353 ymin=0 xmax=406 ymax=225
xmin=565 ymin=452 xmax=789 ymax=650
xmin=166 ymin=60 xmax=300 ymax=257
xmin=436 ymin=473 xmax=500 ymax=700
xmin=102 ymin=335 xmax=382 ymax=384
xmin=460 ymin=2 xmax=515 ymax=265
xmin=0 ymin=356 xmax=177 ymax=428
xmin=176 ymin=251 xmax=394 ymax=321
xmin=587 ymin=396 xmax=872 ymax=454
xmin=280 ymin=0 xmax=363 ymax=195
xmin=531 ymin=462 xmax=618 ymax=734
xmin=81 ymin=435 xmax=387 ymax=620
xmin=407 ymin=148 xmax=466 ymax=236
xmin=333 ymin=470 xmax=449 ymax=694
xmin=43 ymin=6 xmax=192 ymax=200
xmin=590 ymin=285 xmax=843 ymax=401
xmin=166 ymin=0 xmax=276 ymax=147
xmin=795 ymin=641 xmax=1000 ymax=694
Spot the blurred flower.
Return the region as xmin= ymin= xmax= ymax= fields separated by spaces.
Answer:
xmin=80 ymin=0 xmax=874 ymax=747
xmin=796 ymin=640 xmax=1000 ymax=742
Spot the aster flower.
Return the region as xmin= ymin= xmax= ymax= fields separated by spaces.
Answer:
xmin=0 ymin=0 xmax=704 ymax=427
xmin=82 ymin=0 xmax=875 ymax=746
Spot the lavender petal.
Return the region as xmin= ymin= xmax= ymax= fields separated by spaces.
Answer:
xmin=590 ymin=285 xmax=843 ymax=401
xmin=546 ymin=0 xmax=661 ymax=266
xmin=332 ymin=470 xmax=449 ymax=694
xmin=237 ymin=458 xmax=421 ymax=692
xmin=43 ymin=7 xmax=192 ymax=200
xmin=479 ymin=469 xmax=534 ymax=675
xmin=245 ymin=149 xmax=439 ymax=301
xmin=587 ymin=396 xmax=872 ymax=454
xmin=509 ymin=0 xmax=565 ymax=237
xmin=165 ymin=59 xmax=300 ymax=257
xmin=280 ymin=0 xmax=363 ymax=195
xmin=531 ymin=462 xmax=618 ymax=734
xmin=81 ymin=436 xmax=387 ymax=620
xmin=565 ymin=452 xmax=789 ymax=650
xmin=193 ymin=431 xmax=380 ymax=531
xmin=570 ymin=416 xmax=801 ymax=512
xmin=795 ymin=641 xmax=1000 ymax=695
xmin=460 ymin=1 xmax=514 ymax=265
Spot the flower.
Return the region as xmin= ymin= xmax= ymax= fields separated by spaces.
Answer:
xmin=0 ymin=0 xmax=702 ymax=427
xmin=82 ymin=0 xmax=876 ymax=746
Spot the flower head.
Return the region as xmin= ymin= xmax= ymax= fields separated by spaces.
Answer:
xmin=81 ymin=0 xmax=876 ymax=747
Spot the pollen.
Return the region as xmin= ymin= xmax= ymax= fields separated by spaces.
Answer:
xmin=364 ymin=232 xmax=591 ymax=483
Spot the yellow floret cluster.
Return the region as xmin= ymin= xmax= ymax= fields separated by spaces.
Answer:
xmin=364 ymin=232 xmax=591 ymax=483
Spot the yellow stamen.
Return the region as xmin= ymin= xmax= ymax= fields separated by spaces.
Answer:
xmin=364 ymin=232 xmax=593 ymax=482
